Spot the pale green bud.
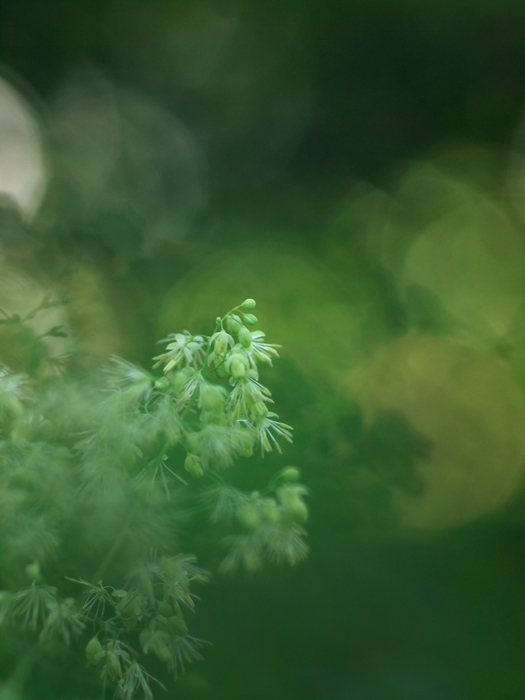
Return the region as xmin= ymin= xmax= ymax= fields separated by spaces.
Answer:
xmin=154 ymin=615 xmax=168 ymax=628
xmin=154 ymin=640 xmax=172 ymax=663
xmin=154 ymin=376 xmax=171 ymax=391
xmin=237 ymin=441 xmax=254 ymax=458
xmin=184 ymin=453 xmax=203 ymax=478
xmin=157 ymin=601 xmax=173 ymax=617
xmin=25 ymin=561 xmax=41 ymax=581
xmin=278 ymin=485 xmax=309 ymax=523
xmin=107 ymin=652 xmax=122 ymax=678
xmin=231 ymin=357 xmax=246 ymax=379
xmin=253 ymin=401 xmax=268 ymax=416
xmin=262 ymin=498 xmax=280 ymax=523
xmin=281 ymin=466 xmax=301 ymax=482
xmin=172 ymin=367 xmax=195 ymax=392
xmin=226 ymin=314 xmax=242 ymax=335
xmin=201 ymin=383 xmax=227 ymax=411
xmin=140 ymin=628 xmax=152 ymax=652
xmin=168 ymin=616 xmax=189 ymax=636
xmin=160 ymin=556 xmax=177 ymax=578
xmin=179 ymin=592 xmax=195 ymax=609
xmin=86 ymin=636 xmax=102 ymax=662
xmin=242 ymin=313 xmax=258 ymax=326
xmin=185 ymin=433 xmax=200 ymax=453
xmin=238 ymin=504 xmax=261 ymax=530
xmin=241 ymin=298 xmax=256 ymax=310
xmin=238 ymin=326 xmax=252 ymax=348
xmin=214 ymin=330 xmax=229 ymax=356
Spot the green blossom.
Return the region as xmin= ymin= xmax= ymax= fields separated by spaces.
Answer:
xmin=154 ymin=332 xmax=206 ymax=372
xmin=0 ymin=297 xmax=307 ymax=700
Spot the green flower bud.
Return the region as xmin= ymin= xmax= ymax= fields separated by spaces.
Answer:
xmin=154 ymin=640 xmax=172 ymax=663
xmin=107 ymin=652 xmax=122 ymax=678
xmin=86 ymin=636 xmax=102 ymax=662
xmin=154 ymin=615 xmax=168 ymax=628
xmin=242 ymin=313 xmax=258 ymax=326
xmin=230 ymin=356 xmax=247 ymax=379
xmin=214 ymin=330 xmax=229 ymax=356
xmin=154 ymin=376 xmax=171 ymax=391
xmin=238 ymin=326 xmax=252 ymax=348
xmin=184 ymin=453 xmax=203 ymax=478
xmin=238 ymin=441 xmax=254 ymax=458
xmin=201 ymin=383 xmax=227 ymax=411
xmin=281 ymin=466 xmax=301 ymax=482
xmin=238 ymin=504 xmax=261 ymax=530
xmin=171 ymin=367 xmax=195 ymax=392
xmin=140 ymin=628 xmax=152 ymax=652
xmin=168 ymin=616 xmax=189 ymax=636
xmin=241 ymin=298 xmax=256 ymax=310
xmin=264 ymin=499 xmax=280 ymax=523
xmin=185 ymin=433 xmax=200 ymax=453
xmin=253 ymin=401 xmax=268 ymax=416
xmin=160 ymin=556 xmax=177 ymax=578
xmin=118 ymin=600 xmax=135 ymax=621
xmin=277 ymin=485 xmax=309 ymax=523
xmin=179 ymin=592 xmax=195 ymax=609
xmin=25 ymin=561 xmax=41 ymax=581
xmin=157 ymin=601 xmax=173 ymax=617
xmin=226 ymin=314 xmax=242 ymax=335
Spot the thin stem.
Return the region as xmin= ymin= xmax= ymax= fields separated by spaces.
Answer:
xmin=91 ymin=510 xmax=135 ymax=586
xmin=202 ymin=319 xmax=222 ymax=370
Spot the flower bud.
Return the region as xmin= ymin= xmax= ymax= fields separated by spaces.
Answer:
xmin=180 ymin=592 xmax=195 ymax=609
xmin=25 ymin=561 xmax=41 ymax=581
xmin=230 ymin=357 xmax=247 ymax=379
xmin=154 ymin=376 xmax=171 ymax=391
xmin=241 ymin=298 xmax=256 ymax=310
xmin=238 ymin=326 xmax=252 ymax=348
xmin=160 ymin=556 xmax=177 ymax=578
xmin=184 ymin=453 xmax=203 ymax=478
xmin=238 ymin=441 xmax=253 ymax=458
xmin=281 ymin=466 xmax=300 ymax=482
xmin=157 ymin=601 xmax=173 ymax=617
xmin=107 ymin=652 xmax=122 ymax=678
xmin=262 ymin=498 xmax=280 ymax=523
xmin=201 ymin=383 xmax=227 ymax=411
xmin=242 ymin=313 xmax=258 ymax=326
xmin=226 ymin=314 xmax=242 ymax=335
xmin=277 ymin=485 xmax=309 ymax=523
xmin=140 ymin=628 xmax=152 ymax=652
xmin=86 ymin=636 xmax=102 ymax=662
xmin=171 ymin=367 xmax=195 ymax=392
xmin=154 ymin=640 xmax=172 ymax=663
xmin=238 ymin=504 xmax=261 ymax=530
xmin=253 ymin=401 xmax=268 ymax=416
xmin=168 ymin=616 xmax=189 ymax=636
xmin=185 ymin=433 xmax=200 ymax=453
xmin=214 ymin=330 xmax=229 ymax=356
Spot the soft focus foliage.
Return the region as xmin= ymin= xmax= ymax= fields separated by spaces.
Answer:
xmin=0 ymin=300 xmax=307 ymax=699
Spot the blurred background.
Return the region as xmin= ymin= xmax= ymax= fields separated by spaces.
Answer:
xmin=3 ymin=1 xmax=525 ymax=698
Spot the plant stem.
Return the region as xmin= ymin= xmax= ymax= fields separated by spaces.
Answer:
xmin=91 ymin=510 xmax=135 ymax=586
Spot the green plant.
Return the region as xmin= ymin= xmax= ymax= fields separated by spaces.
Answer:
xmin=0 ymin=298 xmax=308 ymax=699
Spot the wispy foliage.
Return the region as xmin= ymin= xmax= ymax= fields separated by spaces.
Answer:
xmin=0 ymin=297 xmax=308 ymax=699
